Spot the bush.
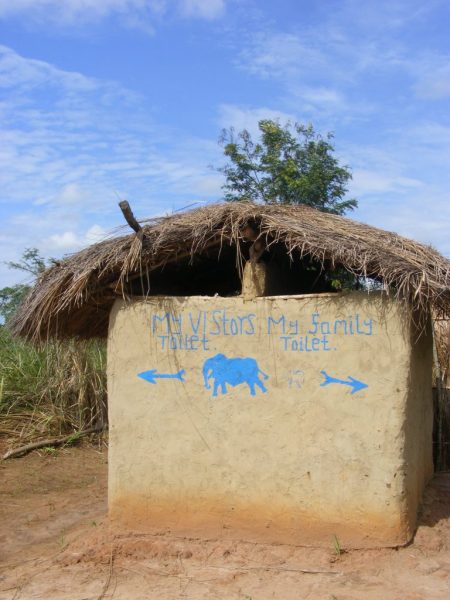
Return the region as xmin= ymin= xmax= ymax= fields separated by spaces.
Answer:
xmin=0 ymin=327 xmax=107 ymax=442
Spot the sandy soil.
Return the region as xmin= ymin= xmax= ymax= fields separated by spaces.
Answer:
xmin=0 ymin=442 xmax=449 ymax=600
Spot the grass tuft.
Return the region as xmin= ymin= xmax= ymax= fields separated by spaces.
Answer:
xmin=333 ymin=534 xmax=343 ymax=556
xmin=0 ymin=327 xmax=107 ymax=444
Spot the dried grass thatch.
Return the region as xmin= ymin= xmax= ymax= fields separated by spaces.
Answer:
xmin=10 ymin=202 xmax=450 ymax=341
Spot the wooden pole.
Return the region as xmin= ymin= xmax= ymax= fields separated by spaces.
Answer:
xmin=119 ymin=200 xmax=142 ymax=233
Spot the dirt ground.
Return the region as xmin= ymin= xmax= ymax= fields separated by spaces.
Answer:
xmin=1 ymin=442 xmax=449 ymax=600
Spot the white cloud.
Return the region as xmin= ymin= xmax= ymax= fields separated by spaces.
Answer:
xmin=189 ymin=174 xmax=222 ymax=195
xmin=0 ymin=45 xmax=219 ymax=212
xmin=0 ymin=1 xmax=164 ymax=23
xmin=0 ymin=2 xmax=99 ymax=30
xmin=239 ymin=32 xmax=325 ymax=79
xmin=85 ymin=225 xmax=108 ymax=245
xmin=218 ymin=104 xmax=297 ymax=136
xmin=48 ymin=231 xmax=81 ymax=249
xmin=408 ymin=122 xmax=450 ymax=145
xmin=179 ymin=0 xmax=225 ymax=20
xmin=356 ymin=190 xmax=450 ymax=258
xmin=0 ymin=0 xmax=227 ymax=28
xmin=35 ymin=183 xmax=91 ymax=207
xmin=282 ymin=84 xmax=369 ymax=119
xmin=46 ymin=224 xmax=108 ymax=251
xmin=237 ymin=27 xmax=398 ymax=86
xmin=330 ymin=0 xmax=443 ymax=32
xmin=299 ymin=87 xmax=344 ymax=106
xmin=0 ymin=44 xmax=98 ymax=91
xmin=350 ymin=170 xmax=423 ymax=196
xmin=237 ymin=12 xmax=450 ymax=118
xmin=235 ymin=29 xmax=400 ymax=124
xmin=342 ymin=136 xmax=449 ymax=256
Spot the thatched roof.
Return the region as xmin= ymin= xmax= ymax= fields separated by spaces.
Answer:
xmin=10 ymin=202 xmax=450 ymax=341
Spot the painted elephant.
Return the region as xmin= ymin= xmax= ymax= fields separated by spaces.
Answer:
xmin=202 ymin=353 xmax=269 ymax=397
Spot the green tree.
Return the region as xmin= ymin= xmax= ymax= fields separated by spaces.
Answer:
xmin=0 ymin=248 xmax=50 ymax=323
xmin=219 ymin=119 xmax=356 ymax=214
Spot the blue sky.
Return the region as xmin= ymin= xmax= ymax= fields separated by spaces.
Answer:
xmin=1 ymin=0 xmax=449 ymax=288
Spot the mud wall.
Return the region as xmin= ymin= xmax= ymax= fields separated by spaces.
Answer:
xmin=107 ymin=292 xmax=433 ymax=548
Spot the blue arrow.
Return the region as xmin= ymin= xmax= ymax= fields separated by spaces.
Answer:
xmin=138 ymin=369 xmax=186 ymax=384
xmin=320 ymin=370 xmax=368 ymax=395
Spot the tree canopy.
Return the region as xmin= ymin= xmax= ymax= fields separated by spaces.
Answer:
xmin=219 ymin=119 xmax=356 ymax=215
xmin=0 ymin=249 xmax=50 ymax=323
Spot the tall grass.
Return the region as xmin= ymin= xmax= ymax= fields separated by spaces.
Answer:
xmin=0 ymin=327 xmax=107 ymax=444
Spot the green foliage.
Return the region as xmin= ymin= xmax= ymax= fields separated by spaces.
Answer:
xmin=326 ymin=267 xmax=361 ymax=291
xmin=7 ymin=248 xmax=48 ymax=277
xmin=0 ymin=248 xmax=53 ymax=323
xmin=0 ymin=284 xmax=30 ymax=323
xmin=219 ymin=120 xmax=357 ymax=214
xmin=0 ymin=327 xmax=107 ymax=437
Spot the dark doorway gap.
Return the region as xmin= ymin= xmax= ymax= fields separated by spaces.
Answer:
xmin=126 ymin=242 xmax=354 ymax=298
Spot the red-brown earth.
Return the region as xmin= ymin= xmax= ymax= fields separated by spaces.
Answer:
xmin=1 ymin=440 xmax=449 ymax=599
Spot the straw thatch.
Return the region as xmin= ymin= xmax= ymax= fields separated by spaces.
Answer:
xmin=10 ymin=202 xmax=450 ymax=341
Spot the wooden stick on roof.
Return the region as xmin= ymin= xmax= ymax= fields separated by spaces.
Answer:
xmin=119 ymin=200 xmax=142 ymax=233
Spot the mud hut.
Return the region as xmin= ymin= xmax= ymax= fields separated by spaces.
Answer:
xmin=11 ymin=202 xmax=450 ymax=548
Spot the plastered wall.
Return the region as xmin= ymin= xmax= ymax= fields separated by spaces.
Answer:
xmin=107 ymin=292 xmax=433 ymax=548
